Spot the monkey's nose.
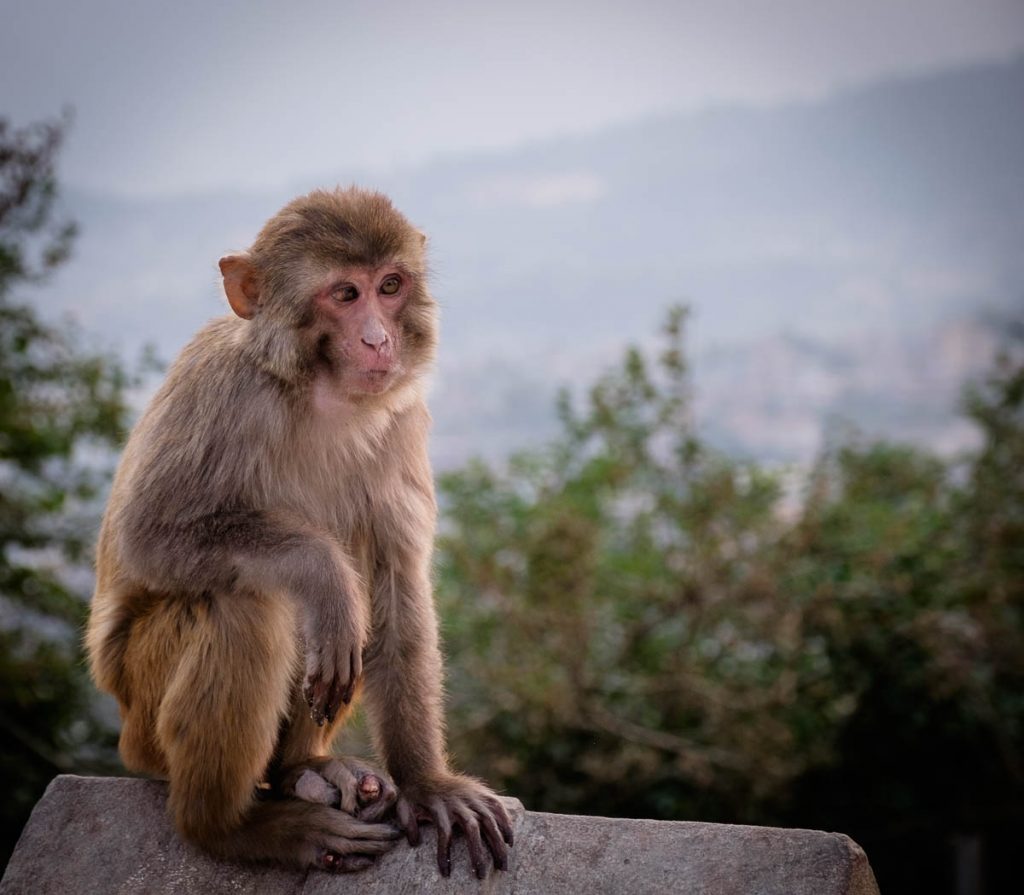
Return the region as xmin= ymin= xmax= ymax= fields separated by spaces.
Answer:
xmin=360 ymin=318 xmax=390 ymax=351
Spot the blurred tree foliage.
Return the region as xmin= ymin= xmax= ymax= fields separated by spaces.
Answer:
xmin=437 ymin=308 xmax=1023 ymax=889
xmin=0 ymin=115 xmax=132 ymax=866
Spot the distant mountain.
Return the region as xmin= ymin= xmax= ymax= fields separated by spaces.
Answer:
xmin=33 ymin=55 xmax=1024 ymax=467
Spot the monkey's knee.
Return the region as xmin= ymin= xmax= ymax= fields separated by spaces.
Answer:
xmin=170 ymin=791 xmax=242 ymax=852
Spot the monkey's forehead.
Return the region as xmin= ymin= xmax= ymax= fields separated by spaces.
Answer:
xmin=252 ymin=189 xmax=425 ymax=270
xmin=311 ymin=260 xmax=419 ymax=284
xmin=282 ymin=257 xmax=422 ymax=294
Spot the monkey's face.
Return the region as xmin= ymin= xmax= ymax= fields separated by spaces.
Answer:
xmin=221 ymin=188 xmax=438 ymax=393
xmin=311 ymin=263 xmax=411 ymax=396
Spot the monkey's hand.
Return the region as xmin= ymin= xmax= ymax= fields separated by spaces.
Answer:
xmin=396 ymin=773 xmax=514 ymax=879
xmin=280 ymin=756 xmax=399 ymax=821
xmin=303 ymin=609 xmax=364 ymax=726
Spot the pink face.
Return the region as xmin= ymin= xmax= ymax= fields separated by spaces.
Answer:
xmin=313 ymin=264 xmax=409 ymax=395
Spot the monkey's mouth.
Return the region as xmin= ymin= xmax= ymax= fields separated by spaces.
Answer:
xmin=351 ymin=368 xmax=393 ymax=393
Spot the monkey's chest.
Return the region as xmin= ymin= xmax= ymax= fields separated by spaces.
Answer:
xmin=269 ymin=436 xmax=393 ymax=538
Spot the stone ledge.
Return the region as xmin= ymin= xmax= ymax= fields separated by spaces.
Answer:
xmin=0 ymin=775 xmax=879 ymax=894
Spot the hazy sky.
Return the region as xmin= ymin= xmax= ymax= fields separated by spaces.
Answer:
xmin=3 ymin=0 xmax=1023 ymax=198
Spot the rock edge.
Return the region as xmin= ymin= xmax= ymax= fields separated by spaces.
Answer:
xmin=0 ymin=775 xmax=879 ymax=894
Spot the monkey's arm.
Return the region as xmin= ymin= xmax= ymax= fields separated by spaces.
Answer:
xmin=117 ymin=501 xmax=369 ymax=726
xmin=361 ymin=474 xmax=513 ymax=878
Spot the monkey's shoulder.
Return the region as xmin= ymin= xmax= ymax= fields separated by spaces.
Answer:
xmin=169 ymin=316 xmax=265 ymax=393
xmin=116 ymin=319 xmax=289 ymax=501
xmin=143 ymin=318 xmax=284 ymax=430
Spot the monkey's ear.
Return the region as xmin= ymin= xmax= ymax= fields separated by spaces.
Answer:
xmin=219 ymin=254 xmax=260 ymax=320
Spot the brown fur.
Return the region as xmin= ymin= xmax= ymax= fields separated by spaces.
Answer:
xmin=86 ymin=187 xmax=511 ymax=876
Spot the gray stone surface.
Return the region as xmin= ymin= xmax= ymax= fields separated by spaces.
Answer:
xmin=1 ymin=775 xmax=879 ymax=894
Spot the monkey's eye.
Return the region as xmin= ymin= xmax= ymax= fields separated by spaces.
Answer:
xmin=331 ymin=285 xmax=359 ymax=303
xmin=380 ymin=275 xmax=402 ymax=296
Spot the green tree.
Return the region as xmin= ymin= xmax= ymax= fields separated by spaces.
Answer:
xmin=0 ymin=115 xmax=133 ymax=867
xmin=779 ymin=347 xmax=1024 ymax=890
xmin=436 ymin=307 xmax=1023 ymax=894
xmin=437 ymin=309 xmax=843 ymax=821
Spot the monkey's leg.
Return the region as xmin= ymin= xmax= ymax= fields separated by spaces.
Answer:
xmin=156 ymin=591 xmax=399 ymax=872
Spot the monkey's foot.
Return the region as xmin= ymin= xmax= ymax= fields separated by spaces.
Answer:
xmin=298 ymin=808 xmax=400 ymax=873
xmin=280 ymin=756 xmax=398 ymax=821
xmin=396 ymin=773 xmax=514 ymax=879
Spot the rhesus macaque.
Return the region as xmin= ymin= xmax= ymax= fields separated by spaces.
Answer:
xmin=86 ymin=188 xmax=513 ymax=877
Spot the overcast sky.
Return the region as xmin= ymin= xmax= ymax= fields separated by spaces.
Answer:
xmin=2 ymin=0 xmax=1023 ymax=198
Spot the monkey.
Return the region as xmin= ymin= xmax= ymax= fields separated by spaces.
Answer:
xmin=85 ymin=187 xmax=514 ymax=877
